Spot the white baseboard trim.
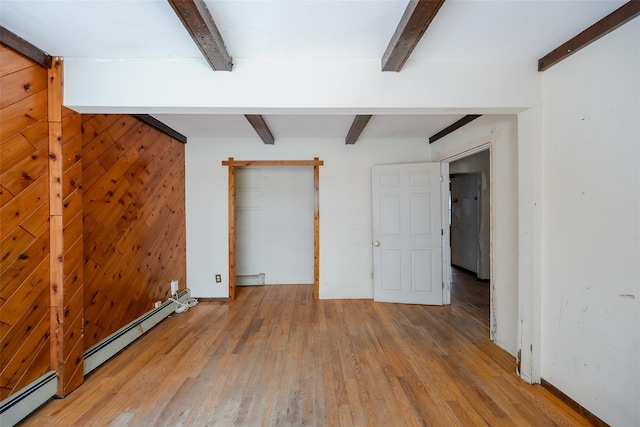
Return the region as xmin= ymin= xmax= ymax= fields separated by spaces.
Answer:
xmin=0 ymin=371 xmax=58 ymax=427
xmin=84 ymin=289 xmax=190 ymax=375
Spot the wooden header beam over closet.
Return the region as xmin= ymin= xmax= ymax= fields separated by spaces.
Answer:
xmin=223 ymin=158 xmax=323 ymax=301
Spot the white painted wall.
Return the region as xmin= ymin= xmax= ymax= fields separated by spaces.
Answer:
xmin=186 ymin=137 xmax=428 ymax=299
xmin=235 ymin=166 xmax=315 ymax=284
xmin=450 ymin=150 xmax=491 ymax=279
xmin=540 ymin=19 xmax=640 ymax=426
xmin=429 ymin=115 xmax=519 ymax=356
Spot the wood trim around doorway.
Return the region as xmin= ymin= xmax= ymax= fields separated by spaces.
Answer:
xmin=222 ymin=158 xmax=324 ymax=301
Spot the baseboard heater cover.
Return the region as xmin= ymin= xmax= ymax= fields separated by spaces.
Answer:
xmin=84 ymin=289 xmax=190 ymax=375
xmin=0 ymin=371 xmax=58 ymax=427
xmin=237 ymin=273 xmax=265 ymax=286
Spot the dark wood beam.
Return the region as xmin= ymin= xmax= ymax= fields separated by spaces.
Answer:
xmin=167 ymin=0 xmax=233 ymax=71
xmin=429 ymin=115 xmax=481 ymax=144
xmin=245 ymin=115 xmax=274 ymax=145
xmin=345 ymin=115 xmax=372 ymax=145
xmin=381 ymin=0 xmax=446 ymax=72
xmin=0 ymin=26 xmax=52 ymax=68
xmin=538 ymin=1 xmax=640 ymax=72
xmin=133 ymin=114 xmax=187 ymax=144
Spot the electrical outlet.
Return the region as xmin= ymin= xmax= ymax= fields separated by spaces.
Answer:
xmin=215 ymin=274 xmax=222 ymax=283
xmin=170 ymin=280 xmax=179 ymax=295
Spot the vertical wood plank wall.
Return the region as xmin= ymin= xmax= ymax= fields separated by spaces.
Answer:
xmin=82 ymin=114 xmax=186 ymax=349
xmin=0 ymin=44 xmax=53 ymax=399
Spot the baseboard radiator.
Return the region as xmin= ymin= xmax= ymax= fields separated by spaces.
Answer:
xmin=237 ymin=273 xmax=265 ymax=286
xmin=0 ymin=371 xmax=58 ymax=427
xmin=0 ymin=290 xmax=190 ymax=427
xmin=84 ymin=289 xmax=190 ymax=374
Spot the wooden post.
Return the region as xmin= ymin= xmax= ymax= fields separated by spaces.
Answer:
xmin=228 ymin=158 xmax=236 ymax=301
xmin=48 ymin=57 xmax=84 ymax=396
xmin=48 ymin=58 xmax=65 ymax=396
xmin=314 ymin=158 xmax=320 ymax=299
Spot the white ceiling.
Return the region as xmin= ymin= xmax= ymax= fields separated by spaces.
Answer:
xmin=0 ymin=0 xmax=626 ymax=141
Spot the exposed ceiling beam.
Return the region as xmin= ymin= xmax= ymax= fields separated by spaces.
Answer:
xmin=381 ymin=0 xmax=446 ymax=72
xmin=245 ymin=115 xmax=275 ymax=145
xmin=345 ymin=115 xmax=373 ymax=145
xmin=429 ymin=115 xmax=481 ymax=144
xmin=0 ymin=26 xmax=52 ymax=68
xmin=538 ymin=1 xmax=640 ymax=72
xmin=134 ymin=115 xmax=187 ymax=144
xmin=167 ymin=0 xmax=233 ymax=71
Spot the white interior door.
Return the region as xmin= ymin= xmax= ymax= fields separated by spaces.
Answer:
xmin=372 ymin=162 xmax=447 ymax=304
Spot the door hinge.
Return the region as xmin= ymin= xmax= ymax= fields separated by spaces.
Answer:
xmin=442 ymin=282 xmax=445 ymax=289
xmin=441 ymin=229 xmax=444 ymax=236
xmin=440 ymin=176 xmax=444 ymax=182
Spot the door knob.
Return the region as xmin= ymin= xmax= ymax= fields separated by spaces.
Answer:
xmin=373 ymin=241 xmax=380 ymax=247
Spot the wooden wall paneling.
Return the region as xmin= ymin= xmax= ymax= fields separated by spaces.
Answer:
xmin=82 ymin=129 xmax=114 ymax=168
xmin=19 ymin=200 xmax=49 ymax=237
xmin=0 ymin=44 xmax=37 ymax=76
xmin=0 ymin=227 xmax=36 ymax=273
xmin=62 ymin=188 xmax=83 ymax=228
xmin=62 ymin=112 xmax=82 ymax=143
xmin=0 ymin=233 xmax=49 ymax=301
xmin=82 ymin=288 xmax=106 ymax=345
xmin=0 ymin=74 xmax=51 ymax=390
xmin=0 ymin=174 xmax=48 ymax=233
xmin=82 ymin=114 xmax=186 ymax=348
xmin=20 ymin=118 xmax=49 ymax=151
xmin=62 ymin=239 xmax=83 ymax=285
xmin=0 ymin=260 xmax=49 ymax=343
xmin=62 ymin=161 xmax=82 ymax=197
xmin=0 ymin=89 xmax=48 ymax=141
xmin=0 ymin=132 xmax=36 ymax=170
xmin=106 ymin=115 xmax=142 ymax=141
xmin=63 ymin=134 xmax=83 ymax=174
xmin=81 ymin=162 xmax=106 ymax=194
xmin=0 ymin=184 xmax=14 ymax=207
xmin=82 ymin=113 xmax=119 ymax=133
xmin=0 ymin=308 xmax=50 ymax=397
xmin=62 ymin=211 xmax=83 ymax=249
xmin=0 ymin=146 xmax=48 ymax=196
xmin=0 ymin=63 xmax=47 ymax=109
xmin=62 ymin=333 xmax=84 ymax=395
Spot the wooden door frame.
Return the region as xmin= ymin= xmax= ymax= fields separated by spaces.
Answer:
xmin=222 ymin=158 xmax=324 ymax=301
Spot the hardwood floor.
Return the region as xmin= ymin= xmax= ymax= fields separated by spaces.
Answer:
xmin=21 ymin=270 xmax=590 ymax=426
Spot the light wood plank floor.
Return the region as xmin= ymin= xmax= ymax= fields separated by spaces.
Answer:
xmin=21 ymin=269 xmax=590 ymax=426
